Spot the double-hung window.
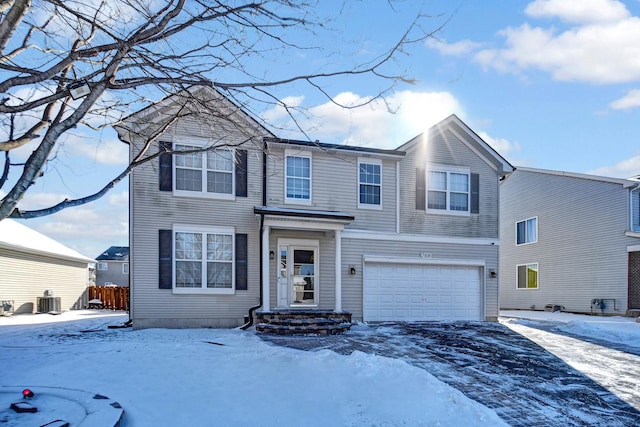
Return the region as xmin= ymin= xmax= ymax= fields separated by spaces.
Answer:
xmin=174 ymin=226 xmax=234 ymax=294
xmin=174 ymin=144 xmax=234 ymax=198
xmin=358 ymin=159 xmax=382 ymax=208
xmin=516 ymin=217 xmax=538 ymax=245
xmin=285 ymin=150 xmax=311 ymax=204
xmin=97 ymin=262 xmax=108 ymax=271
xmin=517 ymin=263 xmax=539 ymax=289
xmin=122 ymin=263 xmax=129 ymax=275
xmin=427 ymin=167 xmax=470 ymax=214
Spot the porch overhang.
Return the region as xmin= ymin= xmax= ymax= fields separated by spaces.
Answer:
xmin=254 ymin=206 xmax=354 ymax=231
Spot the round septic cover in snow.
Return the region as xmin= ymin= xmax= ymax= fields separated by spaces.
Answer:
xmin=0 ymin=386 xmax=124 ymax=427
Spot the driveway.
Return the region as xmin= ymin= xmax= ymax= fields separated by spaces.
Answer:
xmin=260 ymin=320 xmax=640 ymax=426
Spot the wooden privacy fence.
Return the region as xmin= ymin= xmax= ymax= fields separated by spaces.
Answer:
xmin=88 ymin=286 xmax=129 ymax=311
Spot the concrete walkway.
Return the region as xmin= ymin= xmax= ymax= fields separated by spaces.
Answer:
xmin=260 ymin=321 xmax=640 ymax=426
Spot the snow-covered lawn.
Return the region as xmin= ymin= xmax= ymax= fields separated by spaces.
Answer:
xmin=0 ymin=311 xmax=506 ymax=427
xmin=1 ymin=310 xmax=639 ymax=426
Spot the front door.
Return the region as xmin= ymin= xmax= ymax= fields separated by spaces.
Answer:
xmin=277 ymin=239 xmax=319 ymax=307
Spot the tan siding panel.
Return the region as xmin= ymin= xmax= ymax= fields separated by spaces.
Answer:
xmin=0 ymin=249 xmax=89 ymax=314
xmin=499 ymin=170 xmax=636 ymax=313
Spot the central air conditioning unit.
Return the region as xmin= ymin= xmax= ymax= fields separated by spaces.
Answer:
xmin=37 ymin=296 xmax=61 ymax=313
xmin=0 ymin=300 xmax=14 ymax=316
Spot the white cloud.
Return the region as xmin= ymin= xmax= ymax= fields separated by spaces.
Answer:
xmin=478 ymin=132 xmax=521 ymax=159
xmin=261 ymin=90 xmax=464 ymax=148
xmin=108 ymin=191 xmax=129 ymax=206
xmin=425 ymin=38 xmax=483 ymax=56
xmin=588 ymin=155 xmax=640 ymax=178
xmin=471 ymin=1 xmax=640 ymax=84
xmin=525 ymin=0 xmax=630 ymax=24
xmin=64 ymin=133 xmax=129 ymax=166
xmin=609 ymin=89 xmax=640 ymax=109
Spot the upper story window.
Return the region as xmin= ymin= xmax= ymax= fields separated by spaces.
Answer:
xmin=516 ymin=217 xmax=538 ymax=245
xmin=97 ymin=262 xmax=108 ymax=271
xmin=285 ymin=150 xmax=311 ymax=204
xmin=517 ymin=263 xmax=539 ymax=289
xmin=632 ymin=189 xmax=640 ymax=233
xmin=358 ymin=159 xmax=382 ymax=209
xmin=174 ymin=226 xmax=234 ymax=294
xmin=174 ymin=144 xmax=234 ymax=198
xmin=427 ymin=167 xmax=470 ymax=214
xmin=122 ymin=263 xmax=129 ymax=275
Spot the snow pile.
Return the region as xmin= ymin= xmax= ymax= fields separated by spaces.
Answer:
xmin=0 ymin=311 xmax=506 ymax=427
xmin=501 ymin=310 xmax=640 ymax=348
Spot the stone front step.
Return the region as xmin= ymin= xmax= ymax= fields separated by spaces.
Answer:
xmin=255 ymin=310 xmax=352 ymax=335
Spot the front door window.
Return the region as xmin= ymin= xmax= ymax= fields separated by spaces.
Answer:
xmin=292 ymin=249 xmax=315 ymax=304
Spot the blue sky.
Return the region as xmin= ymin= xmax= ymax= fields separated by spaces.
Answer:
xmin=6 ymin=0 xmax=640 ymax=258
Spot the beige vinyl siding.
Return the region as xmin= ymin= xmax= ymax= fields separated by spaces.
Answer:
xmin=399 ymin=129 xmax=499 ymax=238
xmin=266 ymin=144 xmax=398 ymax=232
xmin=341 ymin=237 xmax=499 ymax=321
xmin=499 ymin=170 xmax=638 ymax=314
xmin=0 ymin=248 xmax=89 ymax=314
xmin=129 ymin=113 xmax=266 ymax=328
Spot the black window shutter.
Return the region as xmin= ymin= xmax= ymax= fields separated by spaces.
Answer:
xmin=159 ymin=229 xmax=172 ymax=289
xmin=235 ymin=233 xmax=248 ymax=290
xmin=416 ymin=167 xmax=426 ymax=210
xmin=235 ymin=149 xmax=248 ymax=197
xmin=470 ymin=173 xmax=480 ymax=214
xmin=159 ymin=141 xmax=173 ymax=192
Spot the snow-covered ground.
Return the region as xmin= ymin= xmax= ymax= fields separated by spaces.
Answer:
xmin=1 ymin=310 xmax=639 ymax=426
xmin=0 ymin=310 xmax=506 ymax=427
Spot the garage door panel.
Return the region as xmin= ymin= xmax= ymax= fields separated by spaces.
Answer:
xmin=364 ymin=263 xmax=482 ymax=321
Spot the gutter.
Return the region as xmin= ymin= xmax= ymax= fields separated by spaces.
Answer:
xmin=240 ymin=138 xmax=268 ymax=330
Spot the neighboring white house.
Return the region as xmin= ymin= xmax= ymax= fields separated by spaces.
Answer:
xmin=117 ymin=87 xmax=514 ymax=329
xmin=499 ymin=167 xmax=640 ymax=315
xmin=95 ymin=246 xmax=130 ymax=287
xmin=0 ymin=219 xmax=95 ymax=314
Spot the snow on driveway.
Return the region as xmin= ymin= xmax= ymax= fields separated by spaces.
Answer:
xmin=264 ymin=311 xmax=640 ymax=426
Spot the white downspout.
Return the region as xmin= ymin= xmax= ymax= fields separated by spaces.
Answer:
xmin=396 ymin=160 xmax=400 ymax=234
xmin=335 ymin=229 xmax=342 ymax=312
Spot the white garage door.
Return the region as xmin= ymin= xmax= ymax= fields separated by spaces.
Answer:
xmin=363 ymin=263 xmax=482 ymax=321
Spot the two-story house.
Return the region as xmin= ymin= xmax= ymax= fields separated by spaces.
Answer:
xmin=117 ymin=87 xmax=513 ymax=329
xmin=95 ymin=246 xmax=129 ymax=287
xmin=499 ymin=167 xmax=640 ymax=315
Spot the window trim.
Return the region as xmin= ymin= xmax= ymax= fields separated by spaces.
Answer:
xmin=516 ymin=262 xmax=539 ymax=290
xmin=122 ymin=263 xmax=129 ymax=275
xmin=516 ymin=217 xmax=538 ymax=246
xmin=172 ymin=224 xmax=236 ymax=295
xmin=284 ymin=149 xmax=312 ymax=205
xmin=357 ymin=158 xmax=382 ymax=210
xmin=426 ymin=164 xmax=471 ymax=216
xmin=172 ymin=140 xmax=236 ymax=200
xmin=97 ymin=262 xmax=108 ymax=271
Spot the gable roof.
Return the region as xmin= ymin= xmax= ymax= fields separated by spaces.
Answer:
xmin=397 ymin=114 xmax=515 ymax=176
xmin=96 ymin=246 xmax=129 ymax=261
xmin=115 ymin=85 xmax=275 ymax=144
xmin=0 ymin=219 xmax=95 ymax=263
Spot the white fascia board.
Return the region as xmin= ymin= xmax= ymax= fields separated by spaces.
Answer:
xmin=628 ymin=244 xmax=640 ymax=252
xmin=341 ymin=229 xmax=499 ymax=246
xmin=517 ymin=166 xmax=637 ymax=187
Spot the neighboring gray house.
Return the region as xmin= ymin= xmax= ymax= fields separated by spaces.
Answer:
xmin=95 ymin=246 xmax=130 ymax=287
xmin=117 ymin=87 xmax=513 ymax=329
xmin=499 ymin=167 xmax=640 ymax=315
xmin=0 ymin=219 xmax=95 ymax=314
